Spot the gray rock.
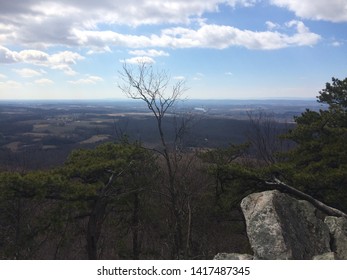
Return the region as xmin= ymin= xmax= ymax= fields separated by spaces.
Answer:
xmin=241 ymin=190 xmax=331 ymax=259
xmin=214 ymin=253 xmax=253 ymax=260
xmin=313 ymin=252 xmax=337 ymax=260
xmin=324 ymin=216 xmax=347 ymax=259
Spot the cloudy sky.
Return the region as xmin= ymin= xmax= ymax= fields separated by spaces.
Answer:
xmin=0 ymin=0 xmax=346 ymax=100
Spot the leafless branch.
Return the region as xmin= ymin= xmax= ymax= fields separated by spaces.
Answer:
xmin=265 ymin=177 xmax=347 ymax=218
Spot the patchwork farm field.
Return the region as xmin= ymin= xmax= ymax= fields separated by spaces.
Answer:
xmin=0 ymin=99 xmax=318 ymax=170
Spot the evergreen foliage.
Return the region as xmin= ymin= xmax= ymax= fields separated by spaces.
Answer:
xmin=276 ymin=77 xmax=347 ymax=210
xmin=1 ymin=77 xmax=346 ymax=259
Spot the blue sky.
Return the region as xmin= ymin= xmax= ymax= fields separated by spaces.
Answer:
xmin=0 ymin=0 xmax=346 ymax=100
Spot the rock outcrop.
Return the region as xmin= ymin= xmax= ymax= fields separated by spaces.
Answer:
xmin=324 ymin=216 xmax=347 ymax=259
xmin=241 ymin=190 xmax=331 ymax=259
xmin=215 ymin=190 xmax=347 ymax=260
xmin=213 ymin=253 xmax=253 ymax=260
xmin=313 ymin=252 xmax=337 ymax=260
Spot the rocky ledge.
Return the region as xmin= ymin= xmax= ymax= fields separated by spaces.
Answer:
xmin=215 ymin=190 xmax=347 ymax=260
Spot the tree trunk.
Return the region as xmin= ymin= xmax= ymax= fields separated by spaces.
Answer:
xmin=132 ymin=192 xmax=140 ymax=260
xmin=266 ymin=178 xmax=347 ymax=218
xmin=86 ymin=198 xmax=107 ymax=260
xmin=185 ymin=198 xmax=192 ymax=258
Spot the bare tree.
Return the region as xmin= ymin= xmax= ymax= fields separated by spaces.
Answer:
xmin=246 ymin=110 xmax=292 ymax=165
xmin=119 ymin=62 xmax=188 ymax=258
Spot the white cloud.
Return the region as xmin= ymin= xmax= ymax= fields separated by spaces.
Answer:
xmin=0 ymin=46 xmax=84 ymax=75
xmin=13 ymin=68 xmax=42 ymax=78
xmin=120 ymin=56 xmax=156 ymax=65
xmin=5 ymin=0 xmax=325 ymax=53
xmin=225 ymin=72 xmax=233 ymax=76
xmin=87 ymin=46 xmax=112 ymax=55
xmin=0 ymin=1 xmax=324 ymax=53
xmin=0 ymin=0 xmax=261 ymax=48
xmin=71 ymin=29 xmax=154 ymax=49
xmin=283 ymin=20 xmax=321 ymax=47
xmin=69 ymin=75 xmax=104 ymax=85
xmin=0 ymin=80 xmax=22 ymax=89
xmin=47 ymin=51 xmax=84 ymax=75
xmin=35 ymin=78 xmax=54 ymax=85
xmin=270 ymin=0 xmax=347 ymax=22
xmin=51 ymin=65 xmax=78 ymax=76
xmin=0 ymin=22 xmax=16 ymax=45
xmin=193 ymin=72 xmax=205 ymax=81
xmin=0 ymin=45 xmax=19 ymax=63
xmin=0 ymin=73 xmax=7 ymax=79
xmin=72 ymin=21 xmax=320 ymax=51
xmin=173 ymin=76 xmax=186 ymax=80
xmin=266 ymin=21 xmax=280 ymax=30
xmin=227 ymin=0 xmax=259 ymax=7
xmin=332 ymin=41 xmax=342 ymax=47
xmin=158 ymin=22 xmax=321 ymax=50
xmin=88 ymin=75 xmax=104 ymax=82
xmin=128 ymin=49 xmax=169 ymax=57
xmin=49 ymin=51 xmax=84 ymax=66
xmin=18 ymin=50 xmax=50 ymax=64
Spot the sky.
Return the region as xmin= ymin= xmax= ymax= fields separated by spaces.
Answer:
xmin=0 ymin=0 xmax=346 ymax=100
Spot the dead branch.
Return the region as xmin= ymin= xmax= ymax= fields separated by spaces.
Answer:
xmin=265 ymin=177 xmax=347 ymax=218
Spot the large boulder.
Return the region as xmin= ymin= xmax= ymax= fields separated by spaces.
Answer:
xmin=241 ymin=190 xmax=331 ymax=259
xmin=324 ymin=216 xmax=347 ymax=259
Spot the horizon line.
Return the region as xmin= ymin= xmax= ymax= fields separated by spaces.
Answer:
xmin=0 ymin=97 xmax=318 ymax=102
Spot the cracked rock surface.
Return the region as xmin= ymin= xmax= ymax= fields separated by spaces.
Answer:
xmin=241 ymin=190 xmax=331 ymax=260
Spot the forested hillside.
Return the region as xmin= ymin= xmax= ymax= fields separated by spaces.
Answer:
xmin=0 ymin=77 xmax=346 ymax=259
